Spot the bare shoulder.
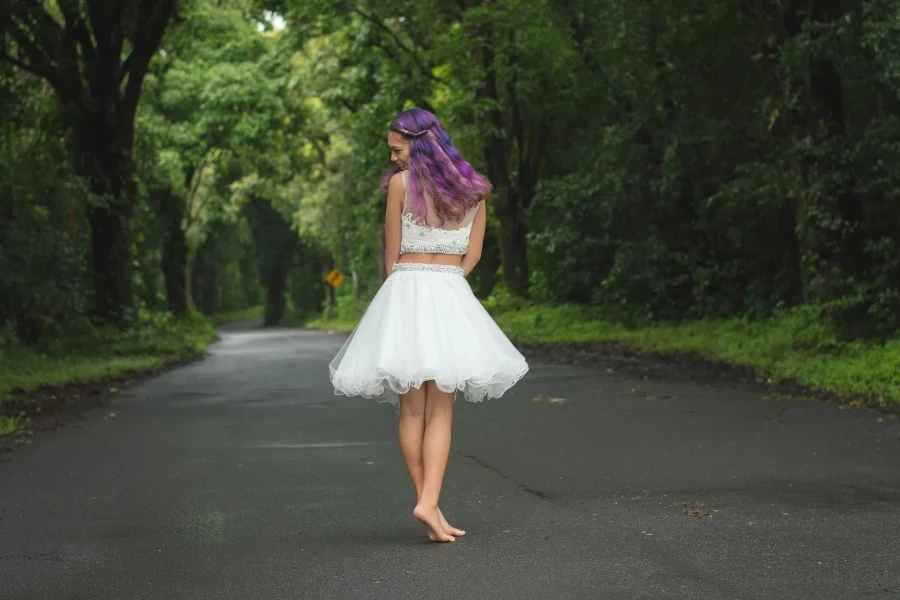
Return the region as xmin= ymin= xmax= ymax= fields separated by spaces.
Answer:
xmin=386 ymin=171 xmax=405 ymax=209
xmin=389 ymin=171 xmax=405 ymax=191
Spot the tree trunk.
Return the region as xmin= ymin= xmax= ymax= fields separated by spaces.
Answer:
xmin=74 ymin=118 xmax=136 ymax=322
xmin=775 ymin=201 xmax=805 ymax=302
xmin=477 ymin=25 xmax=531 ymax=296
xmin=263 ymin=264 xmax=289 ymax=327
xmin=471 ymin=230 xmax=500 ymax=298
xmin=191 ymin=249 xmax=215 ymax=316
xmin=807 ymin=0 xmax=866 ymax=282
xmin=496 ymin=205 xmax=529 ymax=296
xmin=747 ymin=0 xmax=855 ymax=299
xmin=190 ymin=231 xmax=224 ymax=316
xmin=153 ymin=189 xmax=189 ymax=317
xmin=244 ymin=196 xmax=298 ymax=327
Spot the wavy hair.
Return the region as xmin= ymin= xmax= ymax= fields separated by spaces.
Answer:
xmin=379 ymin=108 xmax=491 ymax=223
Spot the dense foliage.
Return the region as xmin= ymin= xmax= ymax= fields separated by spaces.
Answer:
xmin=2 ymin=0 xmax=900 ymax=350
xmin=268 ymin=0 xmax=900 ymax=340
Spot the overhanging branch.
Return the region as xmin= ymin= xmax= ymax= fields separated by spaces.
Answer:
xmin=1 ymin=19 xmax=68 ymax=93
xmin=0 ymin=50 xmax=55 ymax=82
xmin=350 ymin=7 xmax=447 ymax=86
xmin=0 ymin=4 xmax=89 ymax=101
xmin=58 ymin=1 xmax=96 ymax=59
xmin=122 ymin=0 xmax=177 ymax=116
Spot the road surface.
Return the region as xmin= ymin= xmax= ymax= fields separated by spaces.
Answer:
xmin=1 ymin=328 xmax=898 ymax=599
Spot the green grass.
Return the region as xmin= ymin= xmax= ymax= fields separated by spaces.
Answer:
xmin=0 ymin=310 xmax=217 ymax=409
xmin=308 ymin=296 xmax=900 ymax=404
xmin=0 ymin=414 xmax=23 ymax=436
xmin=491 ymin=302 xmax=900 ymax=403
xmin=305 ymin=295 xmax=369 ymax=333
xmin=1 ymin=352 xmax=174 ymax=397
xmin=305 ymin=315 xmax=363 ymax=332
xmin=211 ymin=305 xmax=263 ymax=325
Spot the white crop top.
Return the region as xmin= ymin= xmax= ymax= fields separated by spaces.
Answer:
xmin=399 ymin=170 xmax=478 ymax=256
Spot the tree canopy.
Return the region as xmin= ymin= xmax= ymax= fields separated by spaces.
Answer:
xmin=2 ymin=0 xmax=900 ymax=341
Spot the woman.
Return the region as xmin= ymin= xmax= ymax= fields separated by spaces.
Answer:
xmin=329 ymin=107 xmax=529 ymax=542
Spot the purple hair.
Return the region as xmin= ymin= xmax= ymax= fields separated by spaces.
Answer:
xmin=379 ymin=108 xmax=491 ymax=223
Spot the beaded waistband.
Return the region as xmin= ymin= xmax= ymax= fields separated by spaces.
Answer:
xmin=392 ymin=263 xmax=464 ymax=276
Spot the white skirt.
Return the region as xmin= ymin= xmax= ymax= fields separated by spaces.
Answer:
xmin=329 ymin=263 xmax=529 ymax=405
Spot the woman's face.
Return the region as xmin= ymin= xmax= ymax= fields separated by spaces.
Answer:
xmin=387 ymin=131 xmax=410 ymax=170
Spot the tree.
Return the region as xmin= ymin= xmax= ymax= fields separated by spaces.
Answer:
xmin=0 ymin=0 xmax=178 ymax=322
xmin=137 ymin=1 xmax=291 ymax=316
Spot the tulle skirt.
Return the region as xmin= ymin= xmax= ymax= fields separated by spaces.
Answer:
xmin=329 ymin=263 xmax=529 ymax=405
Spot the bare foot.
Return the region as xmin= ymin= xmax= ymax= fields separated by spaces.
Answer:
xmin=438 ymin=507 xmax=465 ymax=537
xmin=414 ymin=504 xmax=455 ymax=543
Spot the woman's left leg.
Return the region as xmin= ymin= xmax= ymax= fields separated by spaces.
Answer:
xmin=399 ymin=384 xmax=465 ymax=540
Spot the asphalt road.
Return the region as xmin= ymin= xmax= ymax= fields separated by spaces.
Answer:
xmin=1 ymin=327 xmax=898 ymax=600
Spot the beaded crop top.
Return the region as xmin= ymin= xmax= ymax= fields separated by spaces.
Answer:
xmin=400 ymin=170 xmax=478 ymax=256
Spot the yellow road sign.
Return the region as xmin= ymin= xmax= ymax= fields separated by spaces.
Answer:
xmin=325 ymin=268 xmax=344 ymax=287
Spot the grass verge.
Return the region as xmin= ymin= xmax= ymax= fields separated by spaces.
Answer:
xmin=305 ymin=295 xmax=368 ymax=333
xmin=0 ymin=311 xmax=217 ymax=440
xmin=307 ymin=295 xmax=899 ymax=405
xmin=211 ymin=305 xmax=263 ymax=325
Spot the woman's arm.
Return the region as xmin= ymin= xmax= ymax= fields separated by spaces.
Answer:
xmin=383 ymin=172 xmax=404 ymax=277
xmin=461 ymin=200 xmax=486 ymax=276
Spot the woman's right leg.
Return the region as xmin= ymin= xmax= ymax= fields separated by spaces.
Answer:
xmin=413 ymin=380 xmax=457 ymax=542
xmin=398 ymin=385 xmax=427 ymax=500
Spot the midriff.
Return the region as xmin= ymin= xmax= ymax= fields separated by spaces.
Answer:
xmin=398 ymin=252 xmax=463 ymax=267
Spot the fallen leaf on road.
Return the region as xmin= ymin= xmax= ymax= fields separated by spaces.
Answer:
xmin=107 ymin=411 xmax=117 ymax=418
xmin=686 ymin=509 xmax=710 ymax=518
xmin=109 ymin=387 xmax=118 ymax=393
xmin=405 ymin=570 xmax=414 ymax=576
xmin=883 ymin=588 xmax=898 ymax=594
xmin=548 ymin=397 xmax=567 ymax=404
